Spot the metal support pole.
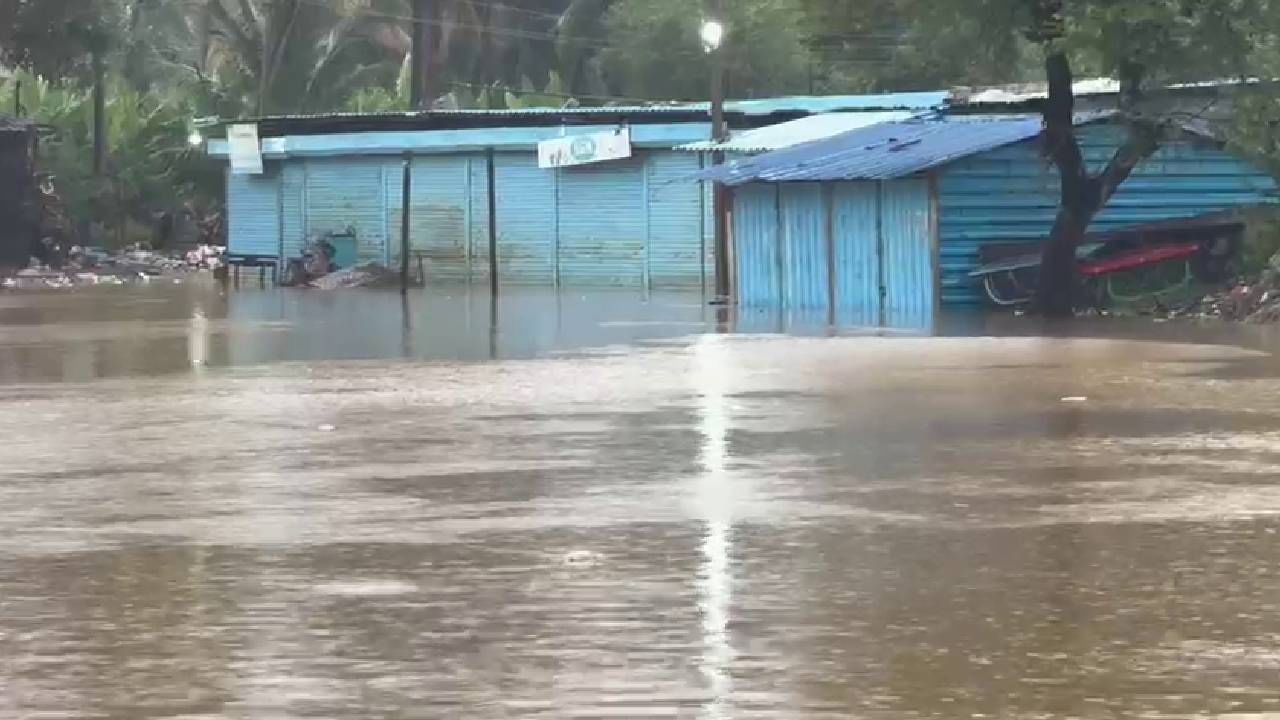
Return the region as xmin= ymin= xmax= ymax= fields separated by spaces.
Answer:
xmin=486 ymin=147 xmax=498 ymax=298
xmin=709 ymin=0 xmax=730 ymax=303
xmin=400 ymin=153 xmax=412 ymax=294
xmin=486 ymin=147 xmax=500 ymax=359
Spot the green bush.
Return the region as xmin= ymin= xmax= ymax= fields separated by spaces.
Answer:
xmin=1 ymin=71 xmax=221 ymax=249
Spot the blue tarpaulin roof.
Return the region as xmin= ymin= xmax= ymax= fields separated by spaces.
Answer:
xmin=699 ymin=113 xmax=1112 ymax=185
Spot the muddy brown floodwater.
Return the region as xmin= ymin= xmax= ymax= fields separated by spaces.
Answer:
xmin=4 ymin=283 xmax=1280 ymax=719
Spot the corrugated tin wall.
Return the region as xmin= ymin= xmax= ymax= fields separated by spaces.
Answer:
xmin=880 ymin=179 xmax=934 ymax=326
xmin=733 ymin=184 xmax=782 ymax=307
xmin=938 ymin=124 xmax=1278 ymax=304
xmin=830 ymin=183 xmax=880 ymax=326
xmin=228 ymin=149 xmax=709 ymax=287
xmin=779 ymin=184 xmax=830 ymax=309
xmin=733 ymin=179 xmax=936 ymax=328
xmin=226 ymin=168 xmax=281 ymax=257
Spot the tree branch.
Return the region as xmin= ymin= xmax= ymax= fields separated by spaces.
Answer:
xmin=235 ymin=0 xmax=260 ymax=35
xmin=206 ymin=0 xmax=257 ymax=71
xmin=1095 ymin=119 xmax=1162 ymax=207
xmin=1042 ymin=48 xmax=1088 ymax=210
xmin=265 ymin=0 xmax=301 ymax=96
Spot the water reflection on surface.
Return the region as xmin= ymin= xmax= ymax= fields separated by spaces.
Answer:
xmin=2 ymin=284 xmax=1280 ymax=718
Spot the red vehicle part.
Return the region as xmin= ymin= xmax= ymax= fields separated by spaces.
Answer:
xmin=1078 ymin=242 xmax=1201 ymax=278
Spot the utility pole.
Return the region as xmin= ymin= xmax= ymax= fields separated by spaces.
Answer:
xmin=705 ymin=0 xmax=730 ymax=303
xmin=410 ymin=0 xmax=433 ymax=110
xmin=92 ymin=48 xmax=106 ymax=176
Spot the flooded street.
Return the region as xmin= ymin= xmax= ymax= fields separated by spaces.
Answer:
xmin=4 ymin=283 xmax=1280 ymax=718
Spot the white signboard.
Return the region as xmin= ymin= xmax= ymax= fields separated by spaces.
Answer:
xmin=228 ymin=123 xmax=264 ymax=175
xmin=538 ymin=128 xmax=632 ymax=169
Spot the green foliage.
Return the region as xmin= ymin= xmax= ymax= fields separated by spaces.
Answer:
xmin=601 ymin=0 xmax=812 ymax=100
xmin=0 ymin=0 xmax=126 ymax=80
xmin=7 ymin=0 xmax=1280 ymax=256
xmin=797 ymin=0 xmax=1042 ymax=91
xmin=0 ymin=71 xmax=220 ymax=248
xmin=1240 ymin=210 xmax=1280 ymax=274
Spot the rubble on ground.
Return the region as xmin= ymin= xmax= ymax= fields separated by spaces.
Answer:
xmin=0 ymin=244 xmax=224 ymax=291
xmin=309 ymin=263 xmax=404 ymax=290
xmin=1155 ymin=254 xmax=1280 ymax=323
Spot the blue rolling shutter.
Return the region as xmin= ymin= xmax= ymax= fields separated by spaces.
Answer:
xmin=305 ymin=158 xmax=388 ymax=264
xmin=557 ymin=157 xmax=646 ymax=286
xmin=646 ymin=152 xmax=707 ymax=289
xmin=493 ymin=153 xmax=555 ymax=283
xmin=280 ymin=163 xmax=306 ymax=261
xmin=226 ymin=169 xmax=280 ymax=258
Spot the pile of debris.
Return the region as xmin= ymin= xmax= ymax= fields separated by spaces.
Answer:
xmin=1161 ymin=255 xmax=1280 ymax=323
xmin=1 ymin=244 xmax=225 ymax=290
xmin=309 ymin=263 xmax=404 ymax=290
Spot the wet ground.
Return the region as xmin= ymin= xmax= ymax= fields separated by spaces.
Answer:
xmin=3 ymin=282 xmax=1280 ymax=718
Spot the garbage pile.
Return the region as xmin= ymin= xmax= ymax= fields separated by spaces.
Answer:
xmin=1159 ymin=254 xmax=1280 ymax=323
xmin=1 ymin=244 xmax=225 ymax=290
xmin=309 ymin=263 xmax=403 ymax=290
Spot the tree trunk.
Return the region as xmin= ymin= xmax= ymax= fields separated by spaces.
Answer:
xmin=1039 ymin=207 xmax=1088 ymax=317
xmin=1034 ymin=45 xmax=1161 ymax=318
xmin=92 ymin=48 xmax=106 ymax=177
xmin=1036 ymin=48 xmax=1091 ymax=318
xmin=258 ymin=11 xmax=271 ymax=116
xmin=410 ymin=0 xmax=433 ymax=109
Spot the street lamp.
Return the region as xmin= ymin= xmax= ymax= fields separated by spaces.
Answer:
xmin=187 ymin=130 xmax=204 ymax=148
xmin=703 ymin=6 xmax=730 ymax=303
xmin=700 ymin=19 xmax=724 ymax=53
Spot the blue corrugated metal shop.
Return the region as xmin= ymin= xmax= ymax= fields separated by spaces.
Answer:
xmin=704 ymin=114 xmax=1277 ymax=326
xmin=207 ymin=94 xmax=946 ymax=289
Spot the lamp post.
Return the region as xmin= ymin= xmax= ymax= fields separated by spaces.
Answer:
xmin=702 ymin=7 xmax=730 ymax=303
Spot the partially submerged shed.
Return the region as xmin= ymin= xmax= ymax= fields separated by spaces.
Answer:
xmin=206 ymin=94 xmax=945 ymax=289
xmin=702 ymin=114 xmax=1276 ymax=326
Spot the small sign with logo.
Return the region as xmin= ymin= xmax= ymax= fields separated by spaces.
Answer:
xmin=228 ymin=123 xmax=264 ymax=175
xmin=537 ymin=128 xmax=632 ymax=169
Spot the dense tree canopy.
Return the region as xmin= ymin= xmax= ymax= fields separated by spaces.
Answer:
xmin=2 ymin=0 xmax=1279 ymax=261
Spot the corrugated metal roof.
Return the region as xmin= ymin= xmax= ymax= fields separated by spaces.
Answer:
xmin=676 ymin=111 xmax=917 ymax=153
xmin=952 ymin=77 xmax=1251 ymax=107
xmin=217 ymin=93 xmax=951 ymax=136
xmin=700 ymin=113 xmax=1112 ymax=185
xmin=235 ymin=106 xmax=694 ymax=123
xmin=956 ymin=78 xmax=1121 ymax=106
xmin=689 ymin=92 xmax=948 ymax=115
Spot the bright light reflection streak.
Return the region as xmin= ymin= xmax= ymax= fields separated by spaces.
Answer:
xmin=694 ymin=334 xmax=733 ymax=719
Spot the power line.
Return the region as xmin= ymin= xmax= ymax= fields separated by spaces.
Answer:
xmin=457 ymin=0 xmax=573 ymax=23
xmin=445 ymin=79 xmax=667 ymax=105
xmin=301 ymin=0 xmax=929 ymax=58
xmin=296 ymin=0 xmax=617 ymax=53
